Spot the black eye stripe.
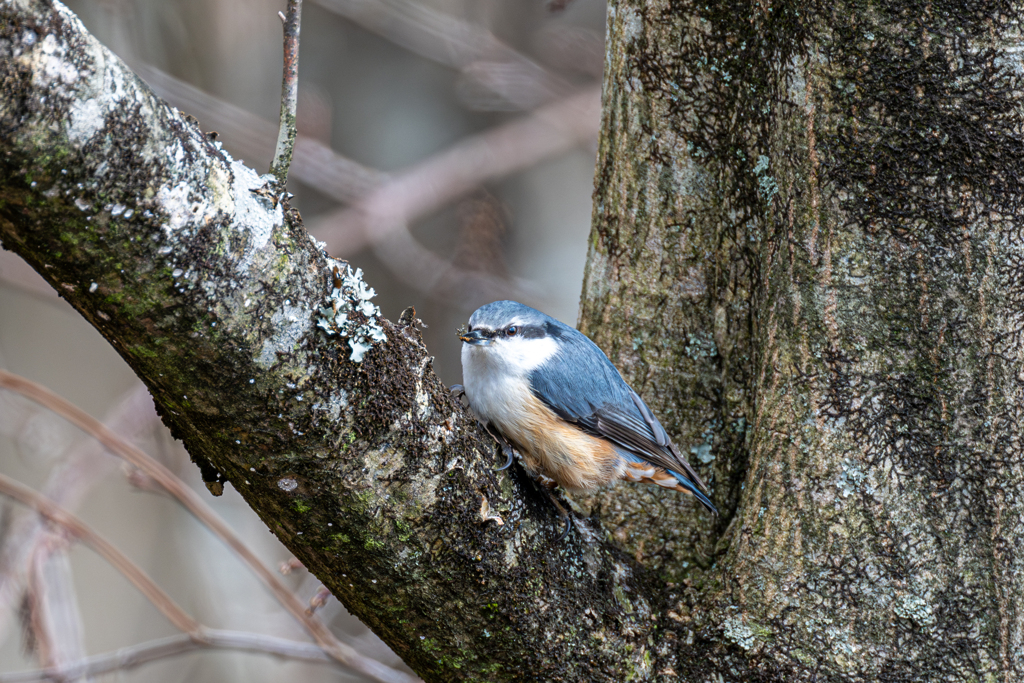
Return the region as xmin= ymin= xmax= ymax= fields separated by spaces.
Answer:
xmin=471 ymin=324 xmax=548 ymax=339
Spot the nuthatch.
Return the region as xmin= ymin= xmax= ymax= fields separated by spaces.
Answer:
xmin=456 ymin=301 xmax=717 ymax=518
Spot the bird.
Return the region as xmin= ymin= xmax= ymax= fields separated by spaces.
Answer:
xmin=455 ymin=300 xmax=717 ymax=523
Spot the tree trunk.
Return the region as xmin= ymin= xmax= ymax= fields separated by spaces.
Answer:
xmin=2 ymin=0 xmax=1024 ymax=680
xmin=582 ymin=0 xmax=1024 ymax=679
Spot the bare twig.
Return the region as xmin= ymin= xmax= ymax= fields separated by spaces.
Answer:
xmin=0 ymin=476 xmax=408 ymax=681
xmin=306 ymin=585 xmax=332 ymax=615
xmin=0 ymin=473 xmax=201 ymax=636
xmin=279 ymin=558 xmax=305 ymax=575
xmin=269 ymin=0 xmax=303 ymax=187
xmin=0 ymin=371 xmax=421 ymax=683
xmin=0 ymin=629 xmax=337 ymax=682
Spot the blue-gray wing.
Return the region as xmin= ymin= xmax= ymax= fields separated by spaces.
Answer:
xmin=527 ymin=327 xmax=710 ymax=494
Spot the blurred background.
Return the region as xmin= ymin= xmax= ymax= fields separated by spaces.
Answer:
xmin=0 ymin=0 xmax=605 ymax=680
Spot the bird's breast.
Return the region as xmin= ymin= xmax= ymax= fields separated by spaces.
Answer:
xmin=462 ymin=363 xmax=622 ymax=490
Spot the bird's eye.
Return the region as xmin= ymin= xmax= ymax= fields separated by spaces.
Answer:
xmin=506 ymin=326 xmax=518 ymax=337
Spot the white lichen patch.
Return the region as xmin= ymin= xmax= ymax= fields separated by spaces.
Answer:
xmin=412 ymin=354 xmax=433 ymax=420
xmin=256 ymin=301 xmax=311 ymax=368
xmin=723 ymin=616 xmax=758 ymax=650
xmin=893 ymin=591 xmax=936 ymax=627
xmin=156 ymin=182 xmax=198 ymax=233
xmin=690 ymin=442 xmax=714 ymax=464
xmin=230 ymin=160 xmax=283 ymax=268
xmin=68 ymin=96 xmax=105 ymax=144
xmin=23 ymin=33 xmax=79 ymax=90
xmin=836 ymin=458 xmax=874 ymax=498
xmin=317 ymin=260 xmax=387 ymax=362
xmin=16 ymin=10 xmax=135 ymax=149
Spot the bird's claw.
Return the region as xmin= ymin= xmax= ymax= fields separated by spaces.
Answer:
xmin=496 ymin=444 xmax=515 ymax=471
xmin=483 ymin=423 xmax=518 ymax=471
xmin=555 ymin=515 xmax=573 ymax=542
xmin=450 ymin=384 xmax=466 ymax=399
xmin=545 ymin=490 xmax=574 ymax=542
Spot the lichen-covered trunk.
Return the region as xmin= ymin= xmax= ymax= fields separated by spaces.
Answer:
xmin=583 ymin=0 xmax=1024 ymax=678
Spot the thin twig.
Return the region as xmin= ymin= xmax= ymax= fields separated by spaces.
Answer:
xmin=306 ymin=585 xmax=332 ymax=615
xmin=28 ymin=544 xmax=90 ymax=674
xmin=0 ymin=629 xmax=337 ymax=682
xmin=0 ymin=472 xmax=202 ymax=636
xmin=0 ymin=370 xmax=422 ymax=683
xmin=269 ymin=0 xmax=303 ymax=187
xmin=0 ymin=477 xmax=403 ymax=681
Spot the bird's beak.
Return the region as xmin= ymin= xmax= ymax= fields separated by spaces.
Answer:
xmin=458 ymin=329 xmax=490 ymax=346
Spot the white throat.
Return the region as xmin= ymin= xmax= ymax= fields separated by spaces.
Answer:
xmin=461 ymin=335 xmax=559 ymax=425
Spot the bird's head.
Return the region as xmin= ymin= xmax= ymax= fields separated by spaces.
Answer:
xmin=459 ymin=300 xmax=565 ymax=374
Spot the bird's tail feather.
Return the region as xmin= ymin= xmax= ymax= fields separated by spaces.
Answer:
xmin=671 ymin=471 xmax=718 ymax=515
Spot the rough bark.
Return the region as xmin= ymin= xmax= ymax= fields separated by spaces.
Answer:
xmin=0 ymin=2 xmax=661 ymax=681
xmin=582 ymin=0 xmax=1024 ymax=679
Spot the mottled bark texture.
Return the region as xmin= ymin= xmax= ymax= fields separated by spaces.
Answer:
xmin=583 ymin=0 xmax=1024 ymax=679
xmin=0 ymin=2 xmax=664 ymax=681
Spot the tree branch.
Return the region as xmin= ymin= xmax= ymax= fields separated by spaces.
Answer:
xmin=312 ymin=0 xmax=570 ymax=109
xmin=0 ymin=383 xmax=156 ymax=643
xmin=314 ymin=86 xmax=600 ymax=255
xmin=0 ymin=2 xmax=657 ymax=680
xmin=0 ymin=472 xmax=202 ymax=636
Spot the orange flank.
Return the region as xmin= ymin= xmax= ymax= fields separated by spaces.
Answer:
xmin=495 ymin=392 xmax=623 ymax=492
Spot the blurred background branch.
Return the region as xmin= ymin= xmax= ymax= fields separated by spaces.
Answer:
xmin=0 ymin=472 xmax=414 ymax=683
xmin=0 ymin=371 xmax=421 ymax=683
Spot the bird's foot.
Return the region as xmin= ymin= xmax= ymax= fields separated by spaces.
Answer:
xmin=450 ymin=384 xmax=466 ymax=400
xmin=545 ymin=491 xmax=574 ymax=542
xmin=523 ymin=470 xmax=574 ymax=541
xmin=483 ymin=423 xmax=517 ymax=471
xmin=497 ymin=444 xmax=515 ymax=471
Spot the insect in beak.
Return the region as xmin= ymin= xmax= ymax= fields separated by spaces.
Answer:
xmin=458 ymin=329 xmax=490 ymax=345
